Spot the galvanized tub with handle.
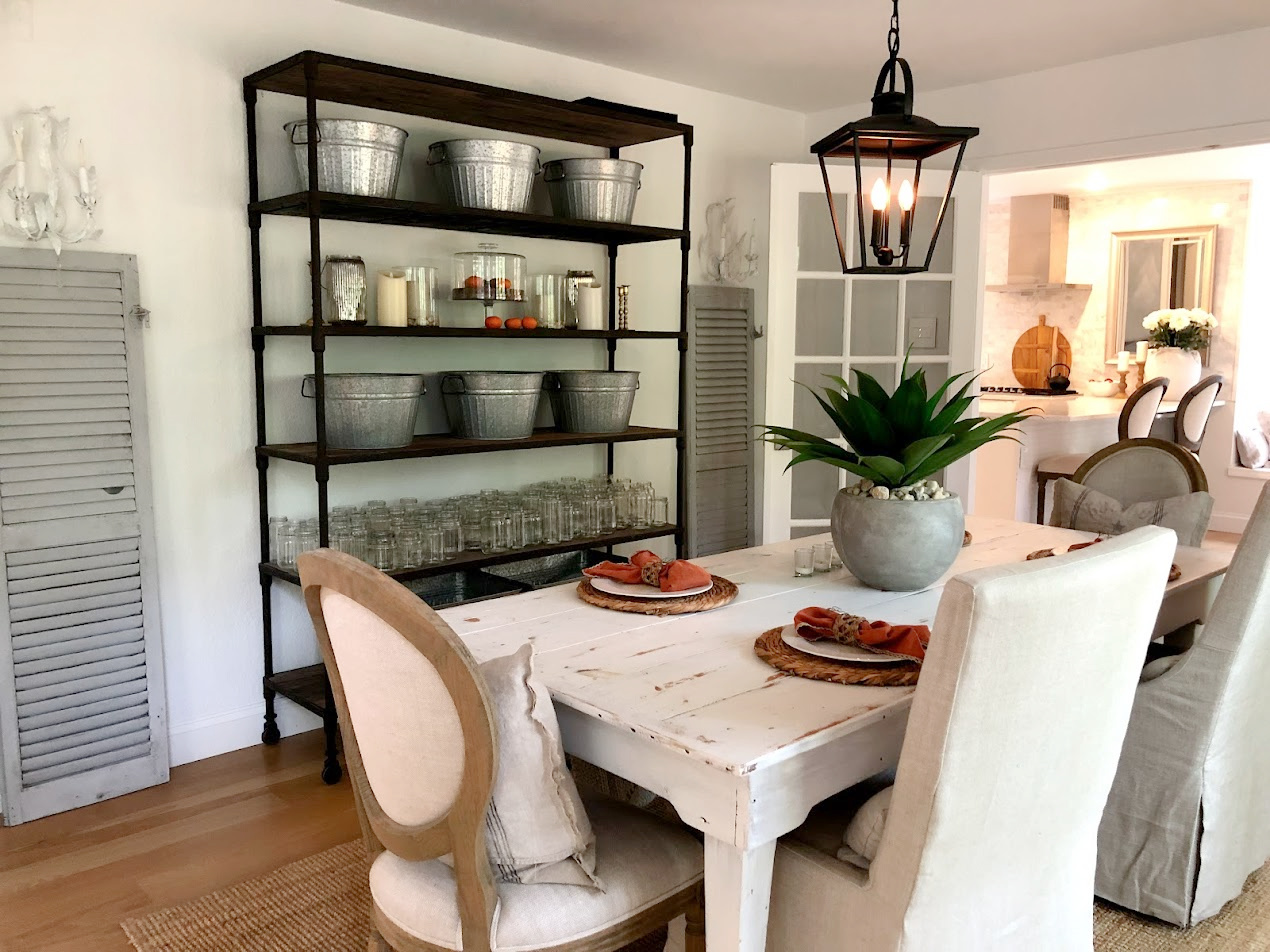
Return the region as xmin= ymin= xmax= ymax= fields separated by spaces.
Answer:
xmin=440 ymin=371 xmax=544 ymax=440
xmin=285 ymin=119 xmax=408 ymax=198
xmin=428 ymin=139 xmax=540 ymax=213
xmin=301 ymin=373 xmax=424 ymax=449
xmin=543 ymin=158 xmax=643 ymax=223
xmin=544 ymin=370 xmax=639 ymax=433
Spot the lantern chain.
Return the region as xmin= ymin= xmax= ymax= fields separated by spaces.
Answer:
xmin=888 ymin=0 xmax=901 ymax=59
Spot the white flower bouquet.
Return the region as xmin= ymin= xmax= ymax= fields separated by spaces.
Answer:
xmin=1142 ymin=307 xmax=1216 ymax=351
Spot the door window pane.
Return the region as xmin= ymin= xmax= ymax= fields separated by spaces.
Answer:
xmin=796 ymin=279 xmax=844 ymax=357
xmin=791 ymin=460 xmax=841 ymax=519
xmin=792 ymin=525 xmax=829 ymax=539
xmin=850 ymin=280 xmax=899 ymax=356
xmin=909 ymin=195 xmax=956 ymax=273
xmin=904 ymin=280 xmax=952 ymax=356
xmin=799 ymin=191 xmax=853 ymax=272
xmin=794 ymin=363 xmax=844 ymax=440
xmin=850 ymin=362 xmax=896 ymax=394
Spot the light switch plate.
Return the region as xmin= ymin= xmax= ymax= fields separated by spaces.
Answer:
xmin=909 ymin=315 xmax=937 ymax=350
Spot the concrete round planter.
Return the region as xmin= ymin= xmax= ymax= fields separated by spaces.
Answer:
xmin=830 ymin=489 xmax=965 ymax=592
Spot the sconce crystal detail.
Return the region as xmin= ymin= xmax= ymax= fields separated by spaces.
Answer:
xmin=2 ymin=108 xmax=101 ymax=254
xmin=700 ymin=198 xmax=759 ymax=285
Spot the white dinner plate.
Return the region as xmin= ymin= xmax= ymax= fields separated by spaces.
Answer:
xmin=780 ymin=624 xmax=901 ymax=664
xmin=589 ymin=576 xmax=714 ymax=599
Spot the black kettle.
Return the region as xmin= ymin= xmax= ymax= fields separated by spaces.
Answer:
xmin=1046 ymin=363 xmax=1072 ymax=393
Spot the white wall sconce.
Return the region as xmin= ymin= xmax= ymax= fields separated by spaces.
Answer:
xmin=2 ymin=107 xmax=101 ymax=254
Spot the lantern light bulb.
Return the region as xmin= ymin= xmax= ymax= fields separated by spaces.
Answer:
xmin=870 ymin=177 xmax=889 ymax=211
xmin=898 ymin=179 xmax=914 ymax=211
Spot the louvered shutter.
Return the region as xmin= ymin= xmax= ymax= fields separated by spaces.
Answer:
xmin=686 ymin=286 xmax=755 ymax=557
xmin=0 ymin=248 xmax=167 ymax=825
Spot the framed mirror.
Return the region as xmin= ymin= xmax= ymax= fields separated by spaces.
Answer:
xmin=1106 ymin=225 xmax=1216 ymax=361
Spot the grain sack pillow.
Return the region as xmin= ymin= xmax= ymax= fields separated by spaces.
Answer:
xmin=837 ymin=786 xmax=893 ymax=869
xmin=1049 ymin=477 xmax=1213 ymax=548
xmin=1236 ymin=427 xmax=1270 ymax=469
xmin=472 ymin=643 xmax=601 ymax=888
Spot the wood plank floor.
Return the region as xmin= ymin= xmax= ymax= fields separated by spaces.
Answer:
xmin=0 ymin=730 xmax=359 ymax=952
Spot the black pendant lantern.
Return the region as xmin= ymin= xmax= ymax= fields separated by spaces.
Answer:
xmin=811 ymin=0 xmax=979 ymax=274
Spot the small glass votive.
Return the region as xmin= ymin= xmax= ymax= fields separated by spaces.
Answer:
xmin=652 ymin=496 xmax=669 ymax=526
xmin=813 ymin=542 xmax=833 ymax=573
xmin=794 ymin=546 xmax=815 ymax=578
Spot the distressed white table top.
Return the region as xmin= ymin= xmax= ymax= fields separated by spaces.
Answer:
xmin=441 ymin=516 xmax=1232 ymax=778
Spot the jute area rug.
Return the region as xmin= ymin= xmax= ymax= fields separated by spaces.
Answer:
xmin=121 ymin=841 xmax=1270 ymax=951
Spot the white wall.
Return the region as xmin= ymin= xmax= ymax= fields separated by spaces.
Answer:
xmin=808 ymin=26 xmax=1270 ymax=531
xmin=0 ymin=0 xmax=805 ymax=765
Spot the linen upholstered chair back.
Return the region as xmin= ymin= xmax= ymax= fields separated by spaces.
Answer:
xmin=1120 ymin=376 xmax=1170 ymax=440
xmin=298 ymin=549 xmax=499 ymax=950
xmin=1074 ymin=437 xmax=1207 ymax=506
xmin=864 ymin=528 xmax=1176 ymax=949
xmin=1174 ymin=374 xmax=1224 ymax=453
xmin=1097 ymin=482 xmax=1270 ymax=925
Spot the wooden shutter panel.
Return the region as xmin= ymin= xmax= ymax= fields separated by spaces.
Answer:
xmin=0 ymin=249 xmax=167 ymax=825
xmin=686 ymin=287 xmax=755 ymax=557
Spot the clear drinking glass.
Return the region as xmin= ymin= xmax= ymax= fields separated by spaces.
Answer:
xmin=596 ymin=496 xmax=617 ymax=533
xmin=794 ymin=546 xmax=815 ymax=577
xmin=632 ymin=494 xmax=651 ymax=528
xmin=652 ymin=496 xmax=669 ymax=526
xmin=522 ymin=511 xmax=543 ymax=546
xmin=481 ymin=510 xmax=509 ymax=554
xmin=614 ymin=489 xmax=632 ymax=527
xmin=542 ymin=497 xmax=562 ymax=544
xmin=813 ymin=542 xmax=833 ymax=573
xmin=506 ymin=509 xmax=526 ymax=549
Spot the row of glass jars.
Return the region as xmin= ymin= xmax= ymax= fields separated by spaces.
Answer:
xmin=270 ymin=475 xmax=669 ymax=573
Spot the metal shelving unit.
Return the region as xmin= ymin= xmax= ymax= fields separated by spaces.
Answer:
xmin=243 ymin=51 xmax=693 ymax=785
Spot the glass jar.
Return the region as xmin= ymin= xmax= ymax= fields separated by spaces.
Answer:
xmin=268 ymin=516 xmax=290 ymax=562
xmin=400 ymin=266 xmax=440 ymax=327
xmin=276 ymin=524 xmax=298 ymax=568
xmin=452 ymin=244 xmax=526 ymax=303
xmin=529 ymin=273 xmax=568 ymax=329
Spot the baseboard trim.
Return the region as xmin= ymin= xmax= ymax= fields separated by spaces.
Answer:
xmin=167 ymin=700 xmax=322 ymax=766
xmin=1210 ymin=511 xmax=1250 ymax=534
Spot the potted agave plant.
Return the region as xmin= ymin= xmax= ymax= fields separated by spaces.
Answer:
xmin=762 ymin=359 xmax=1031 ymax=591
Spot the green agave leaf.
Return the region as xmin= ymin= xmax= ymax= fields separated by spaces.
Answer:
xmin=859 ymin=454 xmax=906 ymax=485
xmin=848 ymin=368 xmax=891 ymax=412
xmin=899 ymin=433 xmax=953 ymax=480
xmin=886 ymin=372 xmax=930 ymax=441
xmin=928 ymin=395 xmax=978 ymax=435
xmin=925 ymin=369 xmax=974 ymax=415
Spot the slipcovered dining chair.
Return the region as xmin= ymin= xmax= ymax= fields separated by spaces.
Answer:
xmin=766 ymin=527 xmax=1177 ymax=952
xmin=1034 ymin=376 xmax=1170 ymax=522
xmin=297 ymin=550 xmax=705 ymax=952
xmin=1173 ymin=374 xmax=1224 ymax=454
xmin=1096 ymin=482 xmax=1270 ymax=926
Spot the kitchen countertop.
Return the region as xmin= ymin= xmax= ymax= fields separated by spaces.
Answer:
xmin=978 ymin=394 xmax=1224 ymax=421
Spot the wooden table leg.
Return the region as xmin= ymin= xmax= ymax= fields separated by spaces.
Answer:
xmin=704 ymin=835 xmax=777 ymax=952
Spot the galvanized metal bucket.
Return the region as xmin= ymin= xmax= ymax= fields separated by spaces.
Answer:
xmin=301 ymin=373 xmax=424 ymax=449
xmin=440 ymin=371 xmax=544 ymax=440
xmin=285 ymin=119 xmax=407 ymax=198
xmin=543 ymin=158 xmax=643 ymax=223
xmin=544 ymin=370 xmax=639 ymax=433
xmin=428 ymin=139 xmax=540 ymax=213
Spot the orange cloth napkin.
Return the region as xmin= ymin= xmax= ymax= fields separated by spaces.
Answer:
xmin=793 ymin=606 xmax=931 ymax=664
xmin=584 ymin=549 xmax=714 ymax=593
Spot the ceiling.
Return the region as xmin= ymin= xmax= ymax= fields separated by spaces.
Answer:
xmin=336 ymin=0 xmax=1270 ymax=112
xmin=986 ymin=144 xmax=1270 ymax=200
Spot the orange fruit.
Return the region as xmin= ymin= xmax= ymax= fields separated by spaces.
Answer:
xmin=521 ymin=316 xmax=538 ymax=330
xmin=505 ymin=318 xmax=523 ymax=330
xmin=484 ymin=315 xmax=502 ymax=329
xmin=464 ymin=275 xmax=483 ymax=290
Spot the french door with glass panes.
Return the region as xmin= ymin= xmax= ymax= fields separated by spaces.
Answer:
xmin=763 ymin=163 xmax=984 ymax=542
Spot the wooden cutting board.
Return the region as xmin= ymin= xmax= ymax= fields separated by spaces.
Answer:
xmin=1011 ymin=315 xmax=1072 ymax=390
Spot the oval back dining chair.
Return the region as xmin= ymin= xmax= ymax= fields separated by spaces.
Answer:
xmin=1034 ymin=377 xmax=1170 ymax=522
xmin=297 ymin=549 xmax=705 ymax=952
xmin=766 ymin=528 xmax=1177 ymax=952
xmin=1097 ymin=482 xmax=1270 ymax=926
xmin=1072 ymin=437 xmax=1208 ymax=504
xmin=1173 ymin=374 xmax=1224 ymax=454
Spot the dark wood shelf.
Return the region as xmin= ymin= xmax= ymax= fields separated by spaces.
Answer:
xmin=261 ymin=524 xmax=676 ymax=585
xmin=245 ymin=51 xmax=691 ymax=149
xmin=258 ymin=426 xmax=680 ymax=465
xmin=252 ymin=192 xmax=688 ymax=245
xmin=264 ymin=665 xmax=328 ymax=718
xmin=252 ymin=324 xmax=684 ymax=340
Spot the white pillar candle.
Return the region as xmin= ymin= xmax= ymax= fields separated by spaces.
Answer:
xmin=376 ymin=269 xmax=408 ymax=327
xmin=1136 ymin=340 xmax=1149 ymax=363
xmin=1116 ymin=350 xmax=1130 ymax=372
xmin=577 ymin=284 xmax=605 ymax=330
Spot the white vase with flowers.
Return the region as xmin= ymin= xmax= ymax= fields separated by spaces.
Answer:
xmin=1142 ymin=308 xmax=1216 ymax=400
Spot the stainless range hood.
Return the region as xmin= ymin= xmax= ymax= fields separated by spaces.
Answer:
xmin=986 ymin=193 xmax=1092 ymax=293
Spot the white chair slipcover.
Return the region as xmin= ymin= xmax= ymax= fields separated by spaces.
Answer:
xmin=1096 ymin=483 xmax=1270 ymax=926
xmin=767 ymin=527 xmax=1177 ymax=952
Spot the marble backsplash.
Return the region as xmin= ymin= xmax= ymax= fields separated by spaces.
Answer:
xmin=981 ymin=181 xmax=1249 ymax=397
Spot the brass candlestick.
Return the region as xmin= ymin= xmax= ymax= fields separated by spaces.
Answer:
xmin=617 ymin=285 xmax=630 ymax=330
xmin=1135 ymin=359 xmax=1147 ymax=392
xmin=1116 ymin=369 xmax=1130 ymax=399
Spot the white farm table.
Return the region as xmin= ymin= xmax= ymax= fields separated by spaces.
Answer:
xmin=438 ymin=516 xmax=1233 ymax=952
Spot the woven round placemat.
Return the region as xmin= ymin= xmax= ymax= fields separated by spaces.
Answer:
xmin=576 ymin=575 xmax=738 ymax=615
xmin=754 ymin=626 xmax=921 ymax=687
